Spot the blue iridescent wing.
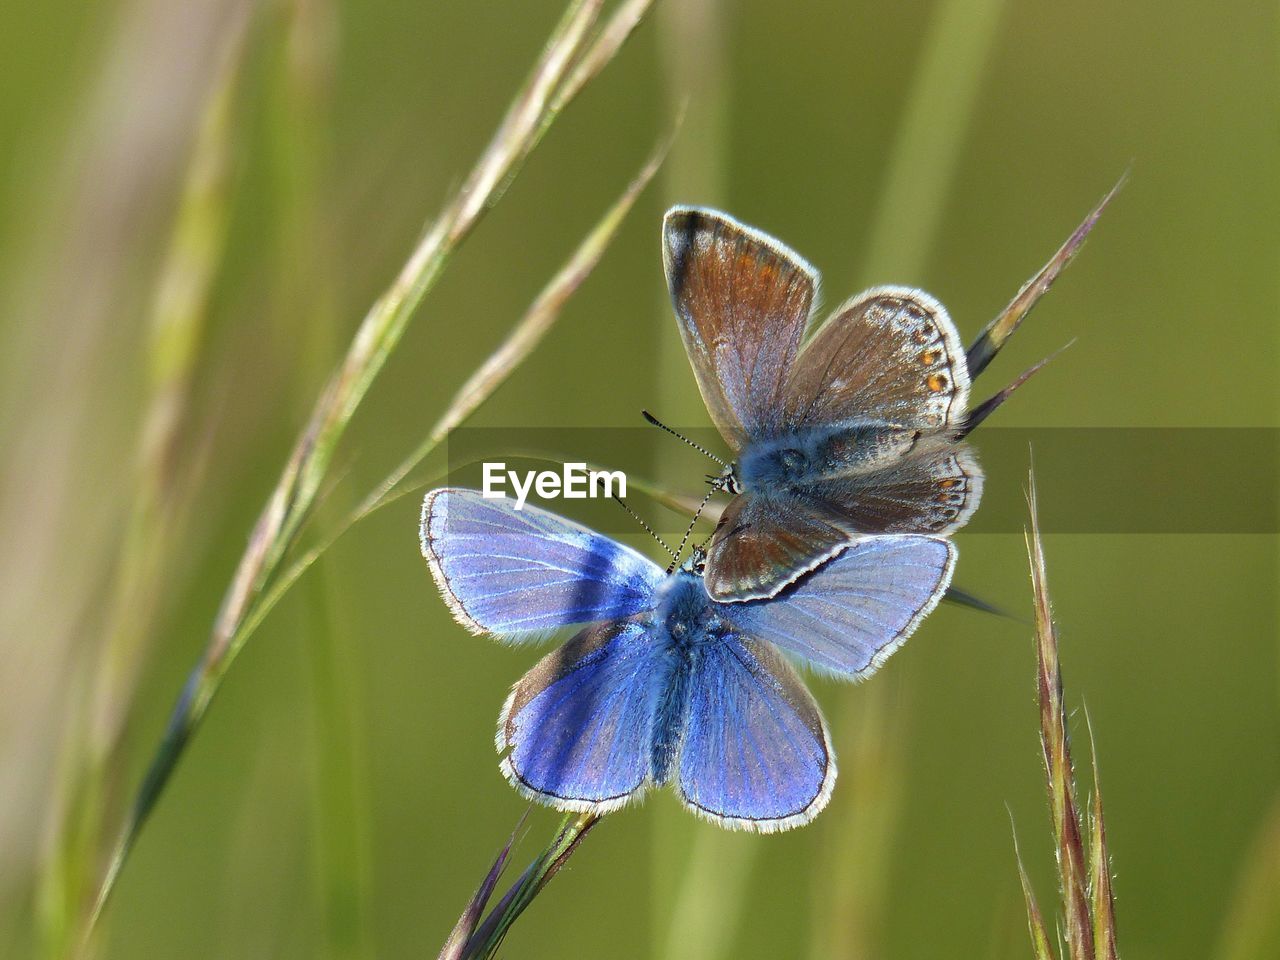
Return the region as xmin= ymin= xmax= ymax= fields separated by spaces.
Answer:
xmin=677 ymin=634 xmax=834 ymax=832
xmin=421 ymin=488 xmax=663 ymax=638
xmin=663 ymin=207 xmax=818 ymax=449
xmin=499 ymin=621 xmax=658 ymax=813
xmin=720 ymin=534 xmax=955 ymax=678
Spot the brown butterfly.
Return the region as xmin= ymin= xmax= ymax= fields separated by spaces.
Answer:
xmin=660 ymin=190 xmax=1115 ymax=601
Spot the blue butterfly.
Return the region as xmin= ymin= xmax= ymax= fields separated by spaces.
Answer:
xmin=420 ymin=488 xmax=954 ymax=832
xmin=662 ymin=207 xmax=982 ymax=603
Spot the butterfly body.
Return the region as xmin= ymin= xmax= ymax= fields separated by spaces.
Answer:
xmin=645 ymin=568 xmax=717 ymax=783
xmin=734 ymin=421 xmax=921 ymax=491
xmin=422 ymin=489 xmax=955 ymax=831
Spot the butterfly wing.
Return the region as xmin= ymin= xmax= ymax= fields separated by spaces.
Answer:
xmin=702 ymin=492 xmax=852 ymax=602
xmin=676 ymin=634 xmax=834 ymax=832
xmin=783 ymin=285 xmax=970 ymax=432
xmin=421 ymin=488 xmax=663 ymax=638
xmin=720 ymin=534 xmax=955 ymax=679
xmin=663 ymin=206 xmax=818 ymax=449
xmin=808 ymin=443 xmax=983 ymax=536
xmin=499 ymin=621 xmax=659 ymax=813
xmin=703 ymin=287 xmax=973 ymax=600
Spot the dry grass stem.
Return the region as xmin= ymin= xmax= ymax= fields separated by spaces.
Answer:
xmin=84 ymin=0 xmax=656 ymax=938
xmin=967 ymin=175 xmax=1126 ymax=378
xmin=38 ymin=17 xmax=250 ymax=957
xmin=1017 ymin=470 xmax=1121 ymax=960
xmin=1014 ymin=825 xmax=1058 ymax=960
xmin=445 ymin=813 xmax=601 ymax=960
xmin=365 ymin=122 xmax=676 ymax=514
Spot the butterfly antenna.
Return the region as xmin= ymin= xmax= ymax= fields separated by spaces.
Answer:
xmin=959 ymin=341 xmax=1072 ymax=438
xmin=667 ymin=486 xmax=716 ymax=574
xmin=612 ymin=495 xmax=678 ymax=564
xmin=642 ymin=410 xmax=729 ymax=468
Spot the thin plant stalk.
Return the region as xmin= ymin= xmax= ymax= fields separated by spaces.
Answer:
xmin=1085 ymin=715 xmax=1118 ymax=960
xmin=262 ymin=0 xmax=373 ymax=954
xmin=229 ymin=125 xmax=673 ymax=646
xmin=37 ymin=17 xmax=249 ymax=958
xmin=653 ymin=1 xmax=734 ymax=954
xmin=362 ymin=123 xmax=675 ymax=516
xmin=83 ymin=0 xmax=656 ymax=937
xmin=440 ymin=812 xmax=601 ymax=960
xmin=814 ymin=0 xmax=1009 ymax=950
xmin=1014 ymin=824 xmax=1057 ymax=960
xmin=1214 ymin=795 xmax=1280 ymax=960
xmin=1013 ymin=470 xmax=1122 ymax=960
xmin=302 ymin=565 xmax=373 ymax=960
xmin=1027 ymin=475 xmax=1095 ymax=959
xmin=855 ymin=0 xmax=1009 ymax=287
xmin=967 ymin=175 xmax=1127 ymax=379
xmin=808 ymin=682 xmax=902 ymax=960
xmin=173 ymin=136 xmax=671 ymax=755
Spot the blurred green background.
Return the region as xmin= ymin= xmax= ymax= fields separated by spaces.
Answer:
xmin=1 ymin=1 xmax=1276 ymax=958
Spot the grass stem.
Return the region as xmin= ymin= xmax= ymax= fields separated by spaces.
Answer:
xmin=81 ymin=0 xmax=657 ymax=940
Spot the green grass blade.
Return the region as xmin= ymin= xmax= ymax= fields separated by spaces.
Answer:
xmin=855 ymin=0 xmax=1009 ymax=288
xmin=303 ymin=563 xmax=373 ymax=960
xmin=809 ymin=683 xmax=902 ymax=960
xmin=1214 ymin=796 xmax=1280 ymax=960
xmin=812 ymin=2 xmax=1010 ymax=953
xmin=358 ymin=127 xmax=674 ymax=518
xmin=460 ymin=813 xmax=601 ymax=959
xmin=650 ymin=1 xmax=737 ymax=951
xmin=1085 ymin=715 xmax=1119 ymax=960
xmin=1013 ymin=820 xmax=1059 ymax=960
xmin=81 ymin=0 xmax=650 ymax=935
xmin=39 ymin=16 xmax=251 ymax=956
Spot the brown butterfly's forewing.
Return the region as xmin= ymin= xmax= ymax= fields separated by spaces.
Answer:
xmin=663 ymin=207 xmax=818 ymax=450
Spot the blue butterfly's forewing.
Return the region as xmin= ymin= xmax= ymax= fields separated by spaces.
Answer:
xmin=421 ymin=488 xmax=663 ymax=638
xmin=499 ymin=621 xmax=659 ymax=812
xmin=720 ymin=534 xmax=955 ymax=678
xmin=677 ymin=632 xmax=834 ymax=832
